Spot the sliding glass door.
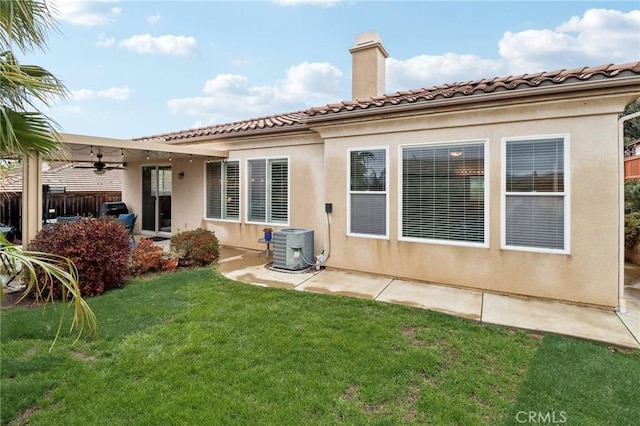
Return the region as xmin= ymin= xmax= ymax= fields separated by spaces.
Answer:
xmin=142 ymin=165 xmax=172 ymax=235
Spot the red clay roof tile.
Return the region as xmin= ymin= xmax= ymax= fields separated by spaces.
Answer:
xmin=135 ymin=62 xmax=640 ymax=142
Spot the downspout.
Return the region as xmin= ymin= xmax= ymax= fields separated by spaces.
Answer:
xmin=618 ymin=110 xmax=640 ymax=313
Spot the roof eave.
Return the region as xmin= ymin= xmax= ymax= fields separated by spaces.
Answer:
xmin=160 ymin=123 xmax=311 ymax=144
xmin=305 ymin=76 xmax=640 ymax=124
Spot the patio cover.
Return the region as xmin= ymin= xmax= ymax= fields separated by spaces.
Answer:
xmin=18 ymin=133 xmax=228 ymax=244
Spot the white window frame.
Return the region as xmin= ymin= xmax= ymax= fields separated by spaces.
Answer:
xmin=245 ymin=156 xmax=290 ymax=226
xmin=204 ymin=160 xmax=241 ymax=222
xmin=398 ymin=140 xmax=489 ymax=248
xmin=501 ymin=134 xmax=570 ymax=254
xmin=347 ymin=146 xmax=389 ymax=239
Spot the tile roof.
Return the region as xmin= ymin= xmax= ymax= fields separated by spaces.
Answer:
xmin=134 ymin=111 xmax=308 ymax=142
xmin=137 ymin=62 xmax=640 ymax=142
xmin=308 ymin=62 xmax=640 ymax=117
xmin=1 ymin=162 xmax=122 ymax=193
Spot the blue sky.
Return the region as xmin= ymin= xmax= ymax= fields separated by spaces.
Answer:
xmin=23 ymin=1 xmax=640 ymax=139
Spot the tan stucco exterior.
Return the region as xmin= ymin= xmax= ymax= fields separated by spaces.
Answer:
xmin=314 ymin=95 xmax=627 ymax=307
xmin=349 ymin=31 xmax=388 ymax=100
xmin=126 ymin=84 xmax=639 ymax=309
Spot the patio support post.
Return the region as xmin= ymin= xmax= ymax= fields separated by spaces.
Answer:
xmin=21 ymin=152 xmax=43 ymax=245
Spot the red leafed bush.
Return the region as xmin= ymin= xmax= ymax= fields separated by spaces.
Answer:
xmin=170 ymin=228 xmax=219 ymax=267
xmin=129 ymin=238 xmax=164 ymax=276
xmin=27 ymin=217 xmax=131 ymax=297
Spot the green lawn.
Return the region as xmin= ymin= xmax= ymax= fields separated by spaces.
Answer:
xmin=1 ymin=268 xmax=638 ymax=425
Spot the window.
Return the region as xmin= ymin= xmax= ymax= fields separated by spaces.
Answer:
xmin=206 ymin=161 xmax=239 ymax=220
xmin=248 ymin=158 xmax=288 ymax=224
xmin=401 ymin=142 xmax=486 ymax=245
xmin=348 ymin=148 xmax=387 ymax=236
xmin=503 ymin=136 xmax=567 ymax=252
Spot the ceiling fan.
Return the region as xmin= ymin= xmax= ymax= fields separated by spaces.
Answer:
xmin=73 ymin=153 xmax=127 ymax=175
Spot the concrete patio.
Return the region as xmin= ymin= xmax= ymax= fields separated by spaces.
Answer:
xmin=217 ymin=246 xmax=640 ymax=349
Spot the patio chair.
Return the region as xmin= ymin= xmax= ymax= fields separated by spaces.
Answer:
xmin=117 ymin=213 xmax=137 ymax=243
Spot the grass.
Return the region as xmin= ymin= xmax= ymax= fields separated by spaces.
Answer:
xmin=1 ymin=267 xmax=639 ymax=425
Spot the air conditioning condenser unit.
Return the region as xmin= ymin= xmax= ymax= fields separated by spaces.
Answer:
xmin=272 ymin=228 xmax=314 ymax=271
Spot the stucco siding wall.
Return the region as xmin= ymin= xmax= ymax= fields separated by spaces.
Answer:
xmin=319 ymin=100 xmax=621 ymax=307
xmin=121 ymin=164 xmax=141 ymax=234
xmin=197 ymin=138 xmax=326 ymax=254
xmin=171 ymin=157 xmax=205 ymax=234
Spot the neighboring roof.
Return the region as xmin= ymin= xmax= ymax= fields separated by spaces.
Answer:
xmin=137 ymin=62 xmax=640 ymax=142
xmin=1 ymin=162 xmax=122 ymax=194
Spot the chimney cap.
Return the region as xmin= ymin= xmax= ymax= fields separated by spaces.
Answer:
xmin=349 ymin=30 xmax=389 ymax=58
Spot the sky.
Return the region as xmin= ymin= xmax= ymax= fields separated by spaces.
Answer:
xmin=20 ymin=0 xmax=640 ymax=139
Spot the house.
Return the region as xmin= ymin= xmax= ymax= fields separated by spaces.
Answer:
xmin=119 ymin=31 xmax=640 ymax=310
xmin=18 ymin=31 xmax=634 ymax=310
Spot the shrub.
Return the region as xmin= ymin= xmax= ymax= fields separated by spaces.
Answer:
xmin=625 ymin=212 xmax=640 ymax=250
xmin=170 ymin=228 xmax=219 ymax=267
xmin=625 ymin=179 xmax=640 ymax=214
xmin=27 ymin=217 xmax=131 ymax=297
xmin=129 ymin=238 xmax=164 ymax=276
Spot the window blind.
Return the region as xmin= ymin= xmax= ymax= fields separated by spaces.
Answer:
xmin=401 ymin=143 xmax=485 ymax=243
xmin=505 ymin=137 xmax=565 ymax=250
xmin=248 ymin=160 xmax=266 ymax=222
xmin=349 ymin=149 xmax=387 ymax=236
xmin=269 ymin=159 xmax=288 ymax=223
xmin=206 ymin=162 xmax=222 ymax=219
xmin=224 ymin=162 xmax=240 ymax=220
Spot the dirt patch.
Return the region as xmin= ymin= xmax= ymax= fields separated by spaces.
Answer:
xmin=13 ymin=405 xmax=39 ymax=425
xmin=0 ymin=290 xmax=35 ymax=308
xmin=72 ymin=351 xmax=97 ymax=362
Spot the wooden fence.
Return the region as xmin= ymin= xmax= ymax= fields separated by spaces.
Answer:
xmin=0 ymin=192 xmax=122 ymax=240
xmin=625 ymin=156 xmax=640 ymax=181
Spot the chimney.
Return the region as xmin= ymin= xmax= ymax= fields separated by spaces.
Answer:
xmin=349 ymin=30 xmax=388 ymax=100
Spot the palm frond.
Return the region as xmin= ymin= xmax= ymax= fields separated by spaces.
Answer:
xmin=0 ymin=234 xmax=98 ymax=349
xmin=0 ymin=105 xmax=66 ymax=157
xmin=0 ymin=0 xmax=59 ymax=53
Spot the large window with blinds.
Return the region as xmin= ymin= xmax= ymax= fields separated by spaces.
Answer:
xmin=247 ymin=158 xmax=288 ymax=224
xmin=401 ymin=141 xmax=486 ymax=245
xmin=348 ymin=148 xmax=387 ymax=237
xmin=206 ymin=161 xmax=240 ymax=221
xmin=503 ymin=136 xmax=568 ymax=252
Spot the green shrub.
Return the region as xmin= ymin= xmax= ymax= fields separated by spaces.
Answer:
xmin=27 ymin=217 xmax=131 ymax=297
xmin=625 ymin=212 xmax=640 ymax=250
xmin=170 ymin=228 xmax=219 ymax=267
xmin=625 ymin=179 xmax=640 ymax=214
xmin=129 ymin=238 xmax=164 ymax=276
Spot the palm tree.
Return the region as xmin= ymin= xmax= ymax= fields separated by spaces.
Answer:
xmin=0 ymin=0 xmax=67 ymax=157
xmin=0 ymin=0 xmax=96 ymax=345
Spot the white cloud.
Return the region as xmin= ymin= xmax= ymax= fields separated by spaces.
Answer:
xmin=147 ymin=11 xmax=161 ymax=24
xmin=274 ymin=0 xmax=340 ymax=7
xmin=96 ymin=87 xmax=132 ymax=101
xmin=52 ymin=0 xmax=121 ymax=26
xmin=499 ymin=8 xmax=640 ymax=74
xmin=168 ymin=62 xmax=342 ymax=124
xmin=387 ymin=54 xmax=505 ymax=92
xmin=118 ymin=34 xmax=198 ymax=56
xmin=386 ymin=8 xmax=639 ymax=92
xmin=95 ymin=33 xmax=115 ymax=48
xmin=70 ymin=87 xmax=132 ymax=101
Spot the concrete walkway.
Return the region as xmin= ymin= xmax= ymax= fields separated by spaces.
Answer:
xmin=218 ymin=246 xmax=640 ymax=349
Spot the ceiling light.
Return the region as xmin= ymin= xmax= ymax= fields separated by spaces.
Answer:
xmin=450 ymin=151 xmax=463 ymax=157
